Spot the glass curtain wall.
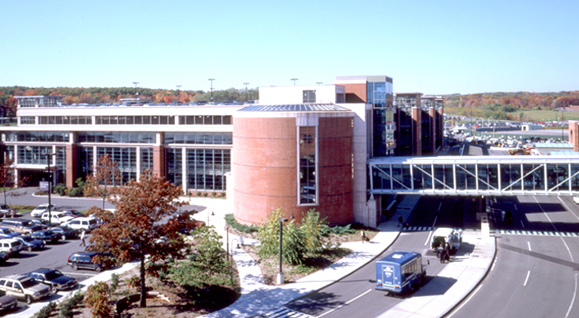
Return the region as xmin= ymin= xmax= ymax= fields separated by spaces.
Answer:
xmin=367 ymin=81 xmax=395 ymax=157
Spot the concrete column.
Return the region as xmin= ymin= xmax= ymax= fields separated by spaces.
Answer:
xmin=153 ymin=145 xmax=165 ymax=178
xmin=569 ymin=121 xmax=579 ymax=152
xmin=65 ymin=144 xmax=77 ymax=188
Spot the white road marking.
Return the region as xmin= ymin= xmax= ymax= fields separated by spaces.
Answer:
xmin=437 ymin=202 xmax=443 ymax=212
xmin=521 ymin=220 xmax=525 ymax=228
xmin=514 ymin=204 xmax=518 ymax=210
xmin=446 ymin=284 xmax=483 ymax=318
xmin=527 ymin=241 xmax=531 ymax=252
xmin=565 ymin=273 xmax=578 ymax=318
xmin=316 ymin=289 xmax=372 ymax=318
xmin=490 ymin=256 xmax=497 ymax=272
xmin=558 ymin=196 xmax=579 ymax=221
xmin=425 ymin=216 xmax=438 ymax=246
xmin=524 ymin=270 xmax=531 ymax=286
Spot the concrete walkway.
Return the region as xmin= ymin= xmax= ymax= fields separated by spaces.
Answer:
xmin=200 ymin=195 xmax=496 ymax=318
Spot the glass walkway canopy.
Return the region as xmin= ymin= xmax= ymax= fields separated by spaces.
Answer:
xmin=369 ymin=155 xmax=579 ymax=196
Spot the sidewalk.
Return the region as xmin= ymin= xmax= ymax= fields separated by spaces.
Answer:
xmin=200 ymin=195 xmax=496 ymax=318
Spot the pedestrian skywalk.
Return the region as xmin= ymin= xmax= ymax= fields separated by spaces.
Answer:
xmin=263 ymin=307 xmax=315 ymax=318
xmin=494 ymin=229 xmax=579 ymax=237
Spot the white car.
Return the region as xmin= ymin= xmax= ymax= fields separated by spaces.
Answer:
xmin=431 ymin=227 xmax=462 ymax=253
xmin=64 ymin=217 xmax=98 ymax=233
xmin=41 ymin=212 xmax=74 ymax=225
xmin=30 ymin=204 xmax=56 ymax=218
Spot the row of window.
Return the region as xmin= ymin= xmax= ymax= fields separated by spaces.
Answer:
xmin=18 ymin=115 xmax=233 ymax=126
xmin=164 ymin=132 xmax=233 ymax=145
xmin=78 ymin=132 xmax=156 ymax=144
xmin=5 ymin=132 xmax=70 ymax=142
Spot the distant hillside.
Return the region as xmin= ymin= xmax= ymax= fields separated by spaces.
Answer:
xmin=442 ymin=91 xmax=579 ymax=120
xmin=0 ymin=86 xmax=257 ymax=117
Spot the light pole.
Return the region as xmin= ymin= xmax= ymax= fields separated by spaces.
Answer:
xmin=291 ymin=78 xmax=298 ymax=86
xmin=176 ymin=85 xmax=182 ymax=104
xmin=243 ymin=83 xmax=249 ymax=102
xmin=208 ymin=79 xmax=215 ymax=104
xmin=42 ymin=151 xmax=57 ymax=228
xmin=133 ymin=82 xmax=139 ymax=97
xmin=277 ymin=213 xmax=294 ymax=284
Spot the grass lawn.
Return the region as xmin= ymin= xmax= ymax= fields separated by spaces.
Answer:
xmin=510 ymin=109 xmax=579 ymax=122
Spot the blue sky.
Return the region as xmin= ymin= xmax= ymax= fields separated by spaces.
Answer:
xmin=1 ymin=0 xmax=577 ymax=95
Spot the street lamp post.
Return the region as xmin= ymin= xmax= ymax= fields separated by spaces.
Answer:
xmin=208 ymin=79 xmax=215 ymax=104
xmin=43 ymin=151 xmax=57 ymax=228
xmin=176 ymin=85 xmax=182 ymax=104
xmin=291 ymin=78 xmax=298 ymax=86
xmin=277 ymin=213 xmax=294 ymax=284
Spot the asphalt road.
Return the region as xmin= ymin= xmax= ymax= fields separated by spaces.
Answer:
xmin=286 ymin=196 xmax=466 ymax=318
xmin=449 ymin=195 xmax=579 ymax=318
xmin=0 ymin=188 xmax=206 ymax=309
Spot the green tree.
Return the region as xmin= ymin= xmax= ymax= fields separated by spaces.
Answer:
xmin=85 ymin=281 xmax=112 ymax=318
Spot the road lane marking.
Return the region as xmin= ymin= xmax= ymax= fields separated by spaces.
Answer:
xmin=446 ymin=284 xmax=483 ymax=318
xmin=527 ymin=241 xmax=531 ymax=252
xmin=438 ymin=202 xmax=443 ymax=212
xmin=425 ymin=216 xmax=438 ymax=246
xmin=558 ymin=196 xmax=579 ymax=222
xmin=316 ymin=289 xmax=372 ymax=318
xmin=524 ymin=270 xmax=530 ymax=286
xmin=514 ymin=204 xmax=518 ymax=210
xmin=490 ymin=257 xmax=497 ymax=272
xmin=565 ymin=273 xmax=577 ymax=318
xmin=520 ymin=220 xmax=525 ymax=228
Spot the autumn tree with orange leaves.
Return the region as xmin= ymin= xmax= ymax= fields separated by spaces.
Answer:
xmin=88 ymin=172 xmax=197 ymax=308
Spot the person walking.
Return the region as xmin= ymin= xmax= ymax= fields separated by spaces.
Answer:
xmin=398 ymin=215 xmax=403 ymax=227
xmin=79 ymin=230 xmax=86 ymax=247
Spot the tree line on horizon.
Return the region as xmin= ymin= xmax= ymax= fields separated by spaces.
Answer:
xmin=0 ymin=86 xmax=259 ymax=117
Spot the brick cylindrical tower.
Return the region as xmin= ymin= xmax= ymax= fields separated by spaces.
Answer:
xmin=233 ymin=105 xmax=354 ymax=226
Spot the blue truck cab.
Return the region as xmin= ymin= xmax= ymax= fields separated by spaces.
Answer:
xmin=375 ymin=251 xmax=426 ymax=294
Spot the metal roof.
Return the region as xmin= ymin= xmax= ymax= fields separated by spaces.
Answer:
xmin=239 ymin=104 xmax=350 ymax=112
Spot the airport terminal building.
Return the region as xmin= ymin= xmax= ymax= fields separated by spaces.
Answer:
xmin=0 ymin=76 xmax=444 ymax=227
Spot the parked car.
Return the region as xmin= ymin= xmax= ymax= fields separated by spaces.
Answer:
xmin=30 ymin=230 xmax=60 ymax=244
xmin=61 ymin=210 xmax=84 ymax=218
xmin=0 ymin=239 xmax=23 ymax=257
xmin=0 ymin=205 xmax=11 ymax=218
xmin=0 ymin=228 xmax=20 ymax=239
xmin=0 ymin=252 xmax=8 ymax=265
xmin=41 ymin=212 xmax=74 ymax=225
xmin=30 ymin=204 xmax=56 ymax=218
xmin=0 ymin=219 xmax=43 ymax=235
xmin=431 ymin=227 xmax=463 ymax=253
xmin=0 ymin=294 xmax=17 ymax=313
xmin=0 ymin=275 xmax=51 ymax=304
xmin=28 ymin=219 xmax=49 ymax=230
xmin=50 ymin=226 xmax=79 ymax=240
xmin=64 ymin=217 xmax=98 ymax=233
xmin=15 ymin=236 xmax=45 ymax=252
xmin=24 ymin=269 xmax=77 ymax=292
xmin=67 ymin=251 xmax=116 ymax=272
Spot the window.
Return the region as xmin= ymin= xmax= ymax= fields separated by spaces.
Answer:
xmin=299 ymin=126 xmax=317 ymax=205
xmin=20 ymin=116 xmax=35 ymax=125
xmin=303 ymin=90 xmax=316 ymax=103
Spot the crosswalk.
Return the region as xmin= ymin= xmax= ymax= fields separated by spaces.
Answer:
xmin=262 ymin=307 xmax=315 ymax=318
xmin=494 ymin=229 xmax=579 ymax=237
xmin=401 ymin=227 xmax=579 ymax=238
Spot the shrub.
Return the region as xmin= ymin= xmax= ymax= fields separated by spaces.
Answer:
xmin=110 ymin=273 xmax=119 ymax=293
xmin=34 ymin=190 xmax=48 ymax=196
xmin=67 ymin=187 xmax=83 ymax=197
xmin=202 ymin=192 xmax=208 ymax=197
xmin=86 ymin=281 xmax=111 ymax=318
xmin=196 ymin=191 xmax=202 ymax=197
xmin=36 ymin=301 xmax=57 ymax=318
xmin=225 ymin=214 xmax=258 ymax=233
xmin=220 ymin=192 xmax=226 ymax=198
xmin=75 ymin=177 xmax=85 ymax=189
xmin=125 ymin=275 xmax=141 ymax=292
xmin=53 ymin=183 xmax=67 ymax=196
xmin=211 ymin=192 xmax=217 ymax=197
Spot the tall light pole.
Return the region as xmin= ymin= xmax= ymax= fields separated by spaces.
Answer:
xmin=42 ymin=151 xmax=57 ymax=228
xmin=291 ymin=78 xmax=298 ymax=86
xmin=208 ymin=79 xmax=215 ymax=104
xmin=176 ymin=85 xmax=182 ymax=104
xmin=133 ymin=82 xmax=139 ymax=97
xmin=243 ymin=83 xmax=249 ymax=102
xmin=277 ymin=213 xmax=294 ymax=285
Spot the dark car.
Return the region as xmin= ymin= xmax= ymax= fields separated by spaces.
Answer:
xmin=25 ymin=269 xmax=77 ymax=292
xmin=30 ymin=230 xmax=60 ymax=244
xmin=67 ymin=251 xmax=116 ymax=272
xmin=61 ymin=210 xmax=83 ymax=218
xmin=29 ymin=219 xmax=49 ymax=230
xmin=16 ymin=236 xmax=45 ymax=252
xmin=0 ymin=252 xmax=8 ymax=265
xmin=0 ymin=294 xmax=17 ymax=313
xmin=50 ymin=226 xmax=79 ymax=240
